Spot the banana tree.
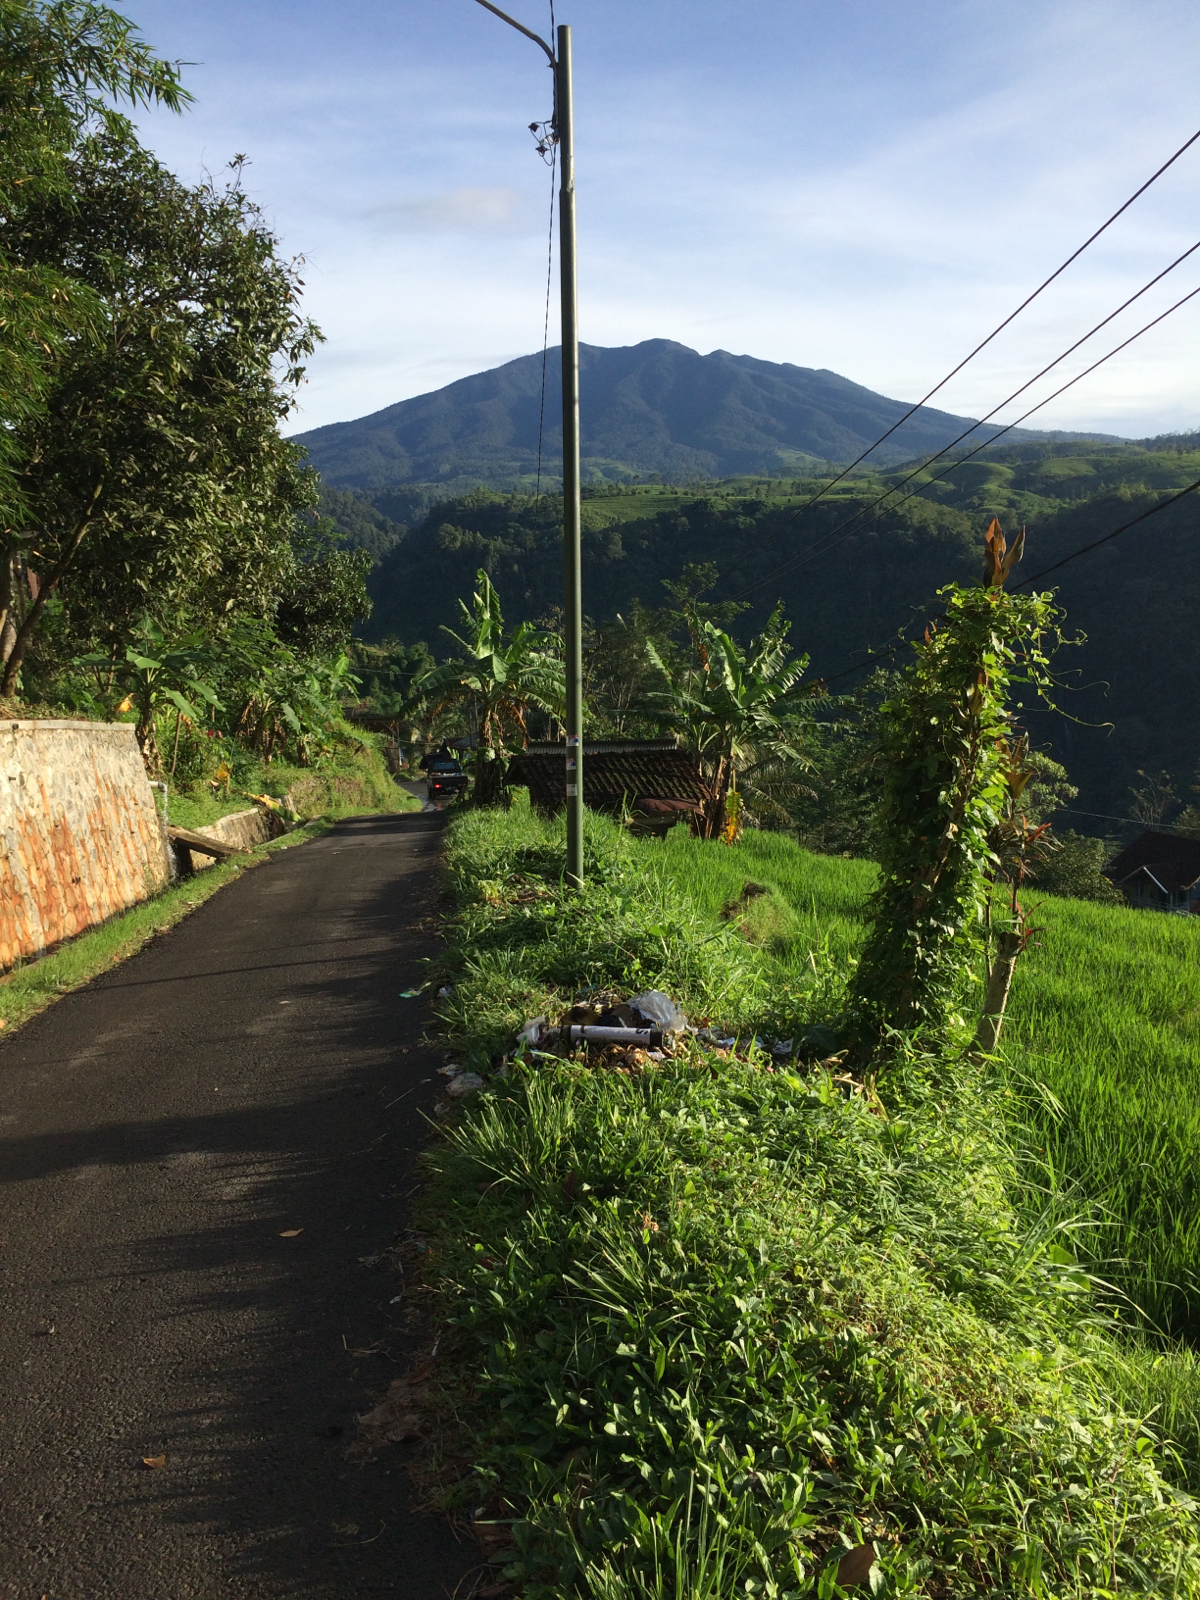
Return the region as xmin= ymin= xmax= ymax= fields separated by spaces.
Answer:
xmin=646 ymin=604 xmax=815 ymax=840
xmin=77 ymin=616 xmax=220 ymax=771
xmin=406 ymin=570 xmax=564 ymax=805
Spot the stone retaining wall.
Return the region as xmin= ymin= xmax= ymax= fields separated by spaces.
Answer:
xmin=0 ymin=720 xmax=171 ymax=970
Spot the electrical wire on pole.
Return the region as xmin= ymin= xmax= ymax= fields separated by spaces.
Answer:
xmin=713 ymin=124 xmax=1200 ymax=581
xmin=533 ymin=134 xmax=557 ymax=501
xmin=728 ymin=267 xmax=1200 ymax=602
xmin=471 ymin=0 xmax=585 ymax=888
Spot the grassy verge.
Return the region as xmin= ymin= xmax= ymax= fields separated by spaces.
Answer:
xmin=421 ymin=801 xmax=1200 ymax=1597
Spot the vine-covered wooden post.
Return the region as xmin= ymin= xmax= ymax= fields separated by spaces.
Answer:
xmin=848 ymin=520 xmax=1061 ymax=1055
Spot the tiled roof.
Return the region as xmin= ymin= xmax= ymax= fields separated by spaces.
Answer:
xmin=1104 ymin=829 xmax=1200 ymax=892
xmin=507 ymin=740 xmax=710 ymax=817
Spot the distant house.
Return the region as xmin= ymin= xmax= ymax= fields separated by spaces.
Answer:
xmin=1104 ymin=830 xmax=1200 ymax=913
xmin=506 ymin=739 xmax=710 ymax=833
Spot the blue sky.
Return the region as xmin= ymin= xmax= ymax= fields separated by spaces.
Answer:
xmin=123 ymin=0 xmax=1200 ymax=438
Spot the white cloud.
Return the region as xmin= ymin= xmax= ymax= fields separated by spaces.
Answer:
xmin=365 ymin=185 xmax=532 ymax=234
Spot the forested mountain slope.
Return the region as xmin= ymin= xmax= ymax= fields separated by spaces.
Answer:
xmin=292 ymin=339 xmax=1111 ymax=490
xmin=339 ymin=438 xmax=1200 ymax=819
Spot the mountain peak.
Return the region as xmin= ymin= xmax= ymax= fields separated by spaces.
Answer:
xmin=291 ymin=341 xmax=1099 ymax=491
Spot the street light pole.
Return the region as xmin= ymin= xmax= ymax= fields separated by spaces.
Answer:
xmin=472 ymin=2 xmax=585 ymax=889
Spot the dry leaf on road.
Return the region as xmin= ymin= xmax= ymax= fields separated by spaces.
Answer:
xmin=278 ymin=1229 xmax=303 ymax=1238
xmin=141 ymin=1454 xmax=166 ymax=1469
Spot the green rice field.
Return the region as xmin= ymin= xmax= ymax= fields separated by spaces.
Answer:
xmin=655 ymin=828 xmax=1200 ymax=1342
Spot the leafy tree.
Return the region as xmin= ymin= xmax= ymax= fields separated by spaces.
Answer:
xmin=1028 ymin=829 xmax=1122 ymax=903
xmin=1 ymin=128 xmax=319 ymax=693
xmin=1128 ymin=769 xmax=1179 ymax=828
xmin=0 ymin=0 xmax=188 ymax=540
xmin=350 ymin=639 xmax=435 ymax=715
xmin=646 ymin=602 xmax=814 ymax=839
xmin=406 ymin=570 xmax=564 ymax=805
xmin=583 ymin=605 xmax=671 ymax=738
xmin=275 ymin=515 xmax=372 ymax=659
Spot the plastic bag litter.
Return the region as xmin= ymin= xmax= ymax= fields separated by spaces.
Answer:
xmin=697 ymin=1028 xmax=737 ymax=1049
xmin=437 ymin=1063 xmax=463 ymax=1077
xmin=436 ymin=985 xmax=455 ymax=1000
xmin=446 ymin=1072 xmax=486 ymax=1098
xmin=629 ymin=990 xmax=688 ymax=1034
xmin=517 ymin=1016 xmax=547 ymax=1045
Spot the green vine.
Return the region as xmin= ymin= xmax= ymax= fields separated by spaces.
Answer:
xmin=849 ymin=579 xmax=1062 ymax=1046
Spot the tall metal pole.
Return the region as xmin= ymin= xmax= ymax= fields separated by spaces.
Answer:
xmin=470 ymin=2 xmax=584 ymax=889
xmin=556 ymin=24 xmax=584 ymax=889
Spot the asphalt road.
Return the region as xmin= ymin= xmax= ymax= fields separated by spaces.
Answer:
xmin=0 ymin=811 xmax=477 ymax=1599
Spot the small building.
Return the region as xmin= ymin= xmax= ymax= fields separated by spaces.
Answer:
xmin=1103 ymin=830 xmax=1200 ymax=913
xmin=506 ymin=739 xmax=710 ymax=833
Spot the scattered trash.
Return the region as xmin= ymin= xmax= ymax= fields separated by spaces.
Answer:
xmin=389 ymin=1295 xmax=404 ymax=1304
xmin=629 ymin=990 xmax=689 ymax=1034
xmin=517 ymin=1016 xmax=547 ymax=1045
xmin=436 ymin=985 xmax=454 ymax=1000
xmin=696 ymin=1029 xmax=738 ymax=1049
xmin=437 ymin=1063 xmax=463 ymax=1077
xmin=568 ymin=1024 xmax=663 ymax=1048
xmin=141 ymin=1454 xmax=166 ymax=1469
xmin=398 ymin=988 xmax=424 ymax=1000
xmin=446 ymin=1072 xmax=486 ymax=1098
xmin=771 ymin=1039 xmax=795 ymax=1057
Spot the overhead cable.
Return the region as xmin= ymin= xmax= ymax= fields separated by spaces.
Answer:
xmin=729 ymin=273 xmax=1200 ymax=599
xmin=814 ymin=476 xmax=1200 ymax=688
xmin=719 ymin=123 xmax=1200 ymax=574
xmin=1011 ymin=474 xmax=1200 ymax=589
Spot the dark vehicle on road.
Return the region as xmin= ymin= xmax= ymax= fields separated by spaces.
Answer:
xmin=423 ymin=754 xmax=468 ymax=804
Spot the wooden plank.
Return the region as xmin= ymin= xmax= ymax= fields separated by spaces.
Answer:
xmin=166 ymin=824 xmax=245 ymax=859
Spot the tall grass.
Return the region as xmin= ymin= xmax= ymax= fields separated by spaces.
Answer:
xmin=424 ymin=801 xmax=1200 ymax=1595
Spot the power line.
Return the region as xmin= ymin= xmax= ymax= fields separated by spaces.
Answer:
xmin=813 ymin=476 xmax=1200 ymax=690
xmin=534 ymin=138 xmax=557 ymax=501
xmin=1012 ymin=474 xmax=1200 ymax=589
xmin=1052 ymin=805 xmax=1194 ymax=834
xmin=716 ymin=123 xmax=1200 ymax=577
xmin=730 ymin=274 xmax=1200 ymax=600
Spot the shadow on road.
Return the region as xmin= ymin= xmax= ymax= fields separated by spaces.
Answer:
xmin=0 ymin=812 xmax=483 ymax=1599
